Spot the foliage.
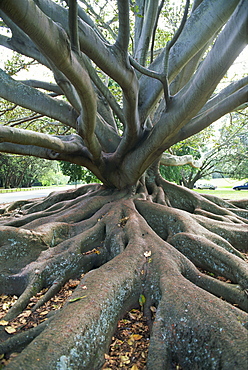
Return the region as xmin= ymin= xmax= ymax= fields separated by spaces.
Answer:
xmin=39 ymin=167 xmax=69 ymax=186
xmin=159 ymin=163 xmax=183 ymax=184
xmin=0 ymin=154 xmax=59 ymax=188
xmin=160 ymin=111 xmax=248 ymax=187
xmin=0 ymin=0 xmax=246 ymax=189
xmin=216 ymin=112 xmax=248 ymax=179
xmin=4 ymin=52 xmax=35 ymax=76
xmin=59 ymin=161 xmax=100 ymax=184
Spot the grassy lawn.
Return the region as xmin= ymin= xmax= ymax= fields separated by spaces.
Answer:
xmin=193 ymin=178 xmax=248 ymax=200
xmin=194 ymin=188 xmax=248 ymax=200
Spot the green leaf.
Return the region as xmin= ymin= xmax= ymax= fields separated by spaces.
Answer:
xmin=69 ymin=295 xmax=87 ymax=303
xmin=139 ymin=294 xmax=146 ymax=307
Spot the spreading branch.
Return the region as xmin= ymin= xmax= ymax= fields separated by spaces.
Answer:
xmin=115 ymin=0 xmax=130 ymax=52
xmin=160 ymin=152 xmax=204 ymax=168
xmin=0 ymin=126 xmax=84 ymax=155
xmin=0 ymin=69 xmax=78 ymax=127
xmin=68 ymin=0 xmax=80 ymax=53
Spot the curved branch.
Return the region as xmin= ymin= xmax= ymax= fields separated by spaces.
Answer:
xmin=0 ymin=69 xmax=78 ymax=127
xmin=0 ymin=141 xmax=107 ymax=184
xmin=150 ymin=0 xmax=165 ymax=63
xmin=19 ymin=80 xmax=62 ymax=94
xmin=0 ymin=126 xmax=84 ymax=155
xmin=162 ymin=0 xmax=190 ymax=106
xmin=0 ymin=142 xmax=64 ymax=160
xmin=138 ymin=0 xmax=241 ymax=121
xmin=164 ymin=0 xmax=190 ymax=59
xmin=0 ymin=11 xmax=50 ymax=67
xmin=68 ymin=0 xmax=80 ymax=52
xmin=160 ymin=152 xmax=203 ymax=168
xmin=130 ymin=56 xmax=162 ymax=81
xmin=115 ymin=0 xmax=130 ymax=52
xmin=0 ymin=0 xmax=102 ymax=161
xmin=170 ymin=85 xmax=248 ymax=145
xmin=134 ymin=0 xmax=159 ymax=66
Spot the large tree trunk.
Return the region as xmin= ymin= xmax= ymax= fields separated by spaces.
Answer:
xmin=0 ymin=171 xmax=247 ymax=369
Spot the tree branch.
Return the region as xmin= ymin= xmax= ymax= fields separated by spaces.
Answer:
xmin=171 ymin=85 xmax=248 ymax=145
xmin=0 ymin=126 xmax=84 ymax=155
xmin=138 ymin=0 xmax=241 ymax=122
xmin=115 ymin=0 xmax=130 ymax=52
xmin=150 ymin=0 xmax=165 ymax=63
xmin=36 ymin=0 xmax=141 ymax=147
xmin=77 ymin=0 xmax=117 ymax=40
xmin=198 ymin=76 xmax=248 ymax=115
xmin=160 ymin=152 xmax=203 ymax=168
xmin=19 ymin=80 xmax=62 ymax=94
xmin=134 ymin=0 xmax=159 ymax=66
xmin=82 ymin=57 xmax=125 ymax=125
xmin=129 ymin=56 xmax=162 ymax=81
xmin=0 ymin=69 xmax=78 ymax=127
xmin=0 ymin=11 xmax=50 ymax=68
xmin=68 ymin=0 xmax=80 ymax=52
xmin=0 ymin=0 xmax=102 ymax=161
xmin=148 ymin=0 xmax=248 ymax=153
xmin=175 ymin=0 xmax=248 ymax=123
xmin=120 ymin=72 xmax=247 ymax=184
xmin=52 ymin=68 xmax=82 ymax=113
xmin=162 ymin=0 xmax=190 ymax=107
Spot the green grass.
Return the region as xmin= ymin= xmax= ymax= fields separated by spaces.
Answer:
xmin=194 ymin=188 xmax=248 ymax=200
xmin=193 ymin=178 xmax=248 ymax=200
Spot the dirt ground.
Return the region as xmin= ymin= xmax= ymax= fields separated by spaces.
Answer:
xmin=0 ymin=276 xmax=151 ymax=369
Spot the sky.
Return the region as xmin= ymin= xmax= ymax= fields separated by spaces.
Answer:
xmin=0 ymin=39 xmax=246 ymax=85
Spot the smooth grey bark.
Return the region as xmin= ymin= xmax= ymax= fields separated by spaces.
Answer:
xmin=0 ymin=179 xmax=247 ymax=369
xmin=0 ymin=2 xmax=247 ymax=368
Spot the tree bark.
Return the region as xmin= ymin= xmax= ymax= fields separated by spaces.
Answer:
xmin=0 ymin=177 xmax=247 ymax=369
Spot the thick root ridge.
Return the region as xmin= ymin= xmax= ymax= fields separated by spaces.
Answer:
xmin=0 ymin=182 xmax=247 ymax=369
xmin=145 ymin=244 xmax=248 ymax=369
xmin=158 ymin=178 xmax=248 ymax=222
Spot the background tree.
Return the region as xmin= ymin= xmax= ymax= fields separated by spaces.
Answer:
xmin=0 ymin=154 xmax=60 ymax=188
xmin=59 ymin=160 xmax=100 ymax=184
xmin=217 ymin=111 xmax=248 ymax=179
xmin=0 ymin=1 xmax=248 ymax=369
xmin=161 ymin=110 xmax=248 ymax=188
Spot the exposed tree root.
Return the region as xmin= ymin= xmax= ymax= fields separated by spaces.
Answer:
xmin=0 ymin=316 xmax=53 ymax=355
xmin=0 ymin=179 xmax=247 ymax=369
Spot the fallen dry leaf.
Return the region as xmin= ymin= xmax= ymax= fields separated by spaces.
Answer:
xmin=5 ymin=326 xmax=16 ymax=334
xmin=0 ymin=319 xmax=8 ymax=326
xmin=131 ymin=334 xmax=143 ymax=341
xmin=39 ymin=310 xmax=49 ymax=316
xmin=18 ymin=310 xmax=32 ymax=318
xmin=119 ymin=354 xmax=130 ymax=364
xmin=131 ymin=365 xmax=139 ymax=370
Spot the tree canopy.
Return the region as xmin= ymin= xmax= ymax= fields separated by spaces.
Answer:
xmin=0 ymin=1 xmax=247 ymax=369
xmin=0 ymin=0 xmax=247 ymax=188
xmin=160 ymin=111 xmax=248 ymax=187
